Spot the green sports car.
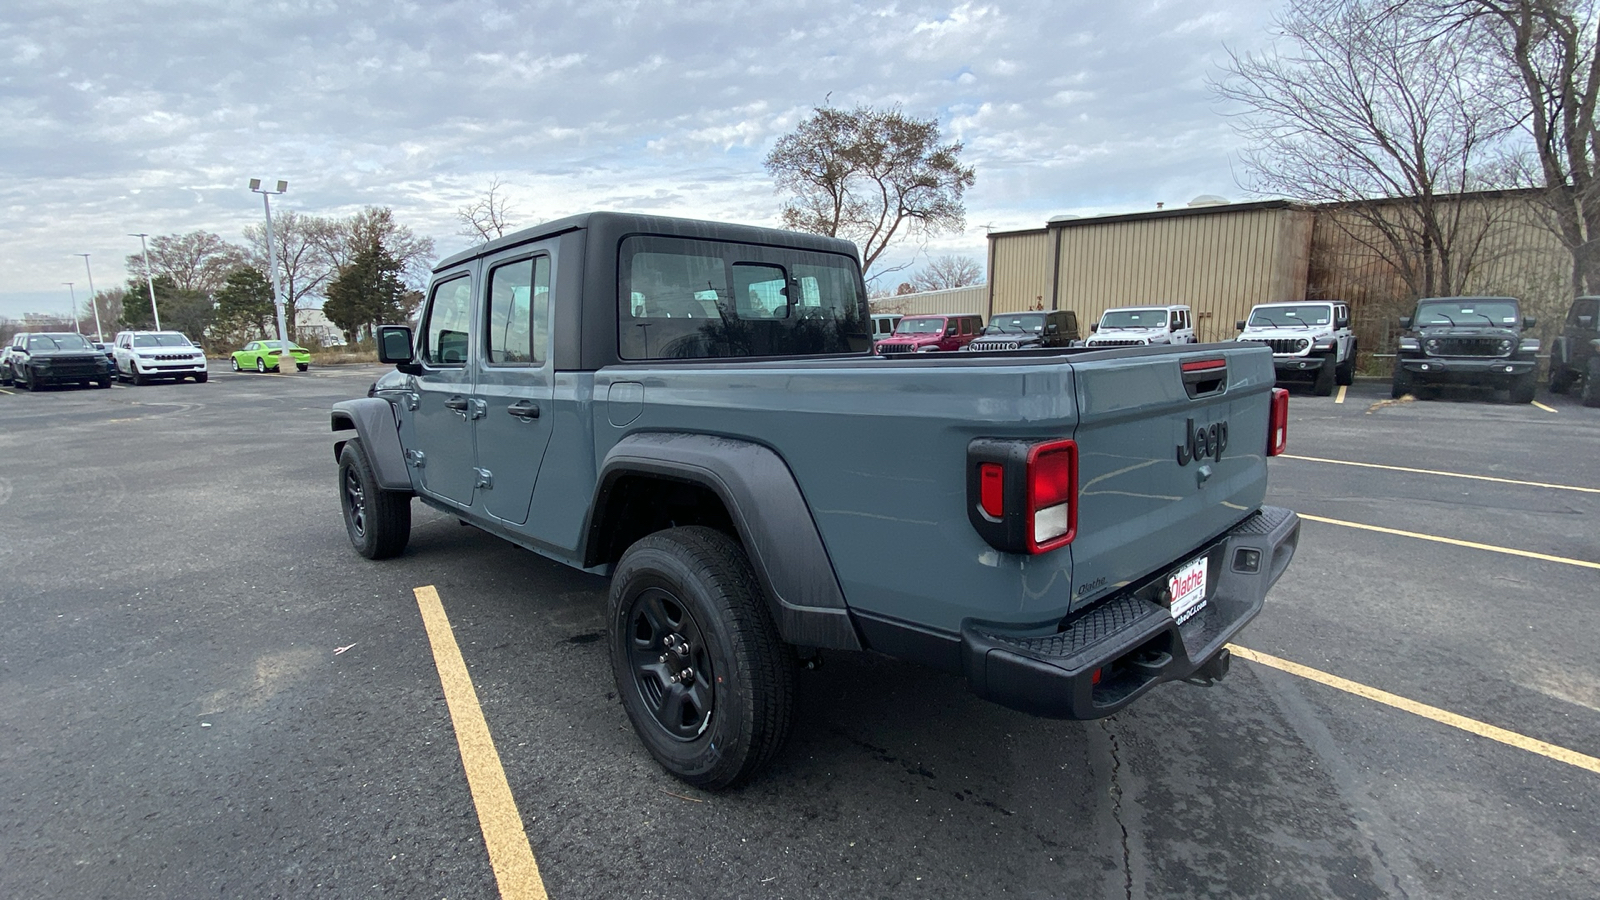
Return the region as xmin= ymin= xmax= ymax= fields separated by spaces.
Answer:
xmin=231 ymin=340 xmax=312 ymax=373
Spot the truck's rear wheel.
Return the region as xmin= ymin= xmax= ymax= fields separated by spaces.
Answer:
xmin=608 ymin=525 xmax=795 ymax=790
xmin=1549 ymin=362 xmax=1575 ymax=394
xmin=1335 ymin=342 xmax=1356 ymax=386
xmin=338 ymin=438 xmax=411 ymax=559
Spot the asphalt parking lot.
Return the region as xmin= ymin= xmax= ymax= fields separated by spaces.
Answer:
xmin=2 ymin=366 xmax=1596 ymax=899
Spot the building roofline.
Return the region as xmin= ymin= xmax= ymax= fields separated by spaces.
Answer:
xmin=988 ymin=200 xmax=1306 ymax=239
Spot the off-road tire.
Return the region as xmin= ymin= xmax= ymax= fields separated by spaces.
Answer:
xmin=1335 ymin=342 xmax=1356 ymax=386
xmin=1583 ymin=361 xmax=1600 ymax=408
xmin=1549 ymin=362 xmax=1576 ymax=394
xmin=609 ymin=526 xmax=796 ymax=790
xmin=1391 ymin=365 xmax=1414 ymax=399
xmin=338 ymin=438 xmax=411 ymax=560
xmin=1509 ymin=372 xmax=1537 ymax=404
xmin=1313 ymin=357 xmax=1336 ymax=396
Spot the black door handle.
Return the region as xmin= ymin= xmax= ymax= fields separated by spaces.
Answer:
xmin=507 ymin=400 xmax=540 ymax=420
xmin=443 ymin=396 xmax=469 ymax=411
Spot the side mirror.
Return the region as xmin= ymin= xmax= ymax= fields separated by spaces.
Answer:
xmin=377 ymin=325 xmax=421 ymax=374
xmin=1399 ymin=316 xmax=1413 ymax=329
xmin=1523 ymin=316 xmax=1537 ymax=329
xmin=1235 ymin=320 xmax=1245 ymax=331
xmin=1090 ymin=323 xmax=1099 ymax=333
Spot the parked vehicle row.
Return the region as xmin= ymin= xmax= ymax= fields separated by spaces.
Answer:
xmin=1084 ymin=305 xmax=1196 ymax=347
xmin=2 ymin=331 xmax=318 ymax=392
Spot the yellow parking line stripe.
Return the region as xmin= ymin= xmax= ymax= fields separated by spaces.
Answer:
xmin=0 ymin=387 xmax=13 ymax=395
xmin=1300 ymin=513 xmax=1600 ymax=570
xmin=1280 ymin=454 xmax=1600 ymax=494
xmin=1335 ymin=385 xmax=1347 ymax=404
xmin=414 ymin=586 xmax=547 ymax=900
xmin=1230 ymin=645 xmax=1600 ymax=776
xmin=1532 ymin=401 xmax=1558 ymax=413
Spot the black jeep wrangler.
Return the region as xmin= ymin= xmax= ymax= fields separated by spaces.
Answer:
xmin=1547 ymin=295 xmax=1600 ymax=406
xmin=1391 ymin=296 xmax=1539 ymax=403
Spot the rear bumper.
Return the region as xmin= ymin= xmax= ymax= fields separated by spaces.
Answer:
xmin=959 ymin=505 xmax=1300 ymax=719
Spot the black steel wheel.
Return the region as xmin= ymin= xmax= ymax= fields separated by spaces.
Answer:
xmin=338 ymin=438 xmax=411 ymax=559
xmin=608 ymin=526 xmax=795 ymax=789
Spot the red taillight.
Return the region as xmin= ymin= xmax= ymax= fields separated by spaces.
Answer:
xmin=979 ymin=463 xmax=1005 ymax=518
xmin=1180 ymin=357 xmax=1227 ymax=373
xmin=1267 ymin=387 xmax=1289 ymax=456
xmin=1026 ymin=440 xmax=1077 ymax=552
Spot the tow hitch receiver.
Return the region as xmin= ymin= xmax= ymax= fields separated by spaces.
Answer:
xmin=1184 ymin=648 xmax=1232 ymax=687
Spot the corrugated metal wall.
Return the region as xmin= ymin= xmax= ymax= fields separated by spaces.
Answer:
xmin=988 ymin=205 xmax=1313 ymax=343
xmin=1310 ymin=194 xmax=1571 ymax=355
xmin=870 ymin=284 xmax=989 ymax=316
xmin=988 ymin=230 xmax=1052 ymax=315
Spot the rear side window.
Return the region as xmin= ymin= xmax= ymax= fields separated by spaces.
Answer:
xmin=485 ymin=256 xmax=551 ymax=365
xmin=423 ymin=276 xmax=473 ymax=366
xmin=618 ymin=235 xmax=869 ymax=360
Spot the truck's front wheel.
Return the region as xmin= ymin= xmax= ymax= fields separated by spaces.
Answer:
xmin=608 ymin=526 xmax=796 ymax=790
xmin=338 ymin=438 xmax=411 ymax=559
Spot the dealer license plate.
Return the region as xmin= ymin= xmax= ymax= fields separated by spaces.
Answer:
xmin=1167 ymin=555 xmax=1208 ymax=624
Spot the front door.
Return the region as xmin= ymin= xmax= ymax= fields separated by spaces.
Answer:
xmin=471 ymin=252 xmax=557 ymax=526
xmin=412 ymin=273 xmax=478 ymax=506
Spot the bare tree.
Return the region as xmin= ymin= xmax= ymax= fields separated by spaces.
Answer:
xmin=122 ymin=231 xmax=249 ymax=296
xmin=318 ymin=207 xmax=436 ymax=291
xmin=244 ymin=209 xmax=338 ymax=341
xmin=457 ymin=176 xmax=519 ymax=243
xmin=1434 ymin=0 xmax=1600 ymax=292
xmin=765 ymin=104 xmax=975 ymax=276
xmin=1213 ymin=0 xmax=1523 ymax=300
xmin=910 ymin=255 xmax=984 ymax=291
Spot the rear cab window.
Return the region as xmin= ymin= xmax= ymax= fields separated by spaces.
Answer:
xmin=618 ymin=235 xmax=868 ymax=359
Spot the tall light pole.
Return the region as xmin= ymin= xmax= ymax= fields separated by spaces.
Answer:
xmin=76 ymin=253 xmax=104 ymax=342
xmin=63 ymin=283 xmax=79 ymax=333
xmin=249 ymin=179 xmax=291 ymax=360
xmin=129 ymin=233 xmax=162 ymax=330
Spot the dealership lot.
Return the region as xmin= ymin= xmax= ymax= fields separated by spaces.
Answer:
xmin=1 ymin=368 xmax=1596 ymax=899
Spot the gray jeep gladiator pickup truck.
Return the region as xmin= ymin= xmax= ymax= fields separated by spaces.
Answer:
xmin=331 ymin=212 xmax=1301 ymax=788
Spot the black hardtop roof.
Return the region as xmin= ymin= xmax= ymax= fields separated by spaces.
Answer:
xmin=1416 ymin=295 xmax=1520 ymax=303
xmin=433 ymin=211 xmax=860 ymax=272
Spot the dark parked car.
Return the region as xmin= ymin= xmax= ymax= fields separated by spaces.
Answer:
xmin=1547 ymin=295 xmax=1600 ymax=406
xmin=2 ymin=332 xmax=115 ymax=390
xmin=1391 ymin=296 xmax=1538 ymax=402
xmin=963 ymin=310 xmax=1079 ymax=351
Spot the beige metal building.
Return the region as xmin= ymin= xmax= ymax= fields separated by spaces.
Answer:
xmin=868 ymin=284 xmax=988 ymax=317
xmin=986 ymin=200 xmax=1314 ymax=344
xmin=984 ymin=191 xmax=1572 ymax=355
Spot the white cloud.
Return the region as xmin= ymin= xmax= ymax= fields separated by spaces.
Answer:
xmin=0 ymin=0 xmax=1279 ymax=318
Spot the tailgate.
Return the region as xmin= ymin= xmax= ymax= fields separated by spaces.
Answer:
xmin=1066 ymin=344 xmax=1274 ymax=611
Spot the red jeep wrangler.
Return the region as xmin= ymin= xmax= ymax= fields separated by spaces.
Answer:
xmin=872 ymin=313 xmax=984 ymax=355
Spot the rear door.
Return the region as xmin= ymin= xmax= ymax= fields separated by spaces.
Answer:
xmin=470 ymin=247 xmax=557 ymax=526
xmin=412 ymin=272 xmax=478 ymax=506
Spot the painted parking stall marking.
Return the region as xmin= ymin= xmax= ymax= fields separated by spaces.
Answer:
xmin=1279 ymin=454 xmax=1600 ymax=494
xmin=1231 ymin=645 xmax=1600 ymax=776
xmin=1300 ymin=514 xmax=1600 ymax=571
xmin=414 ymin=585 xmax=548 ymax=900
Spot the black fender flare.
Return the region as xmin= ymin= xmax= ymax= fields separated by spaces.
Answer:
xmin=331 ymin=398 xmax=413 ymax=492
xmin=587 ymin=432 xmax=862 ymax=651
xmin=1550 ymin=335 xmax=1570 ymax=368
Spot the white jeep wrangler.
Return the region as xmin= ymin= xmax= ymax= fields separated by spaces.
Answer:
xmin=1083 ymin=305 xmax=1196 ymax=348
xmin=1235 ymin=301 xmax=1356 ymax=396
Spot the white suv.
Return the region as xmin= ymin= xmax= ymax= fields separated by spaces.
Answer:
xmin=113 ymin=330 xmax=209 ymax=385
xmin=1084 ymin=305 xmax=1196 ymax=347
xmin=1235 ymin=301 xmax=1356 ymax=396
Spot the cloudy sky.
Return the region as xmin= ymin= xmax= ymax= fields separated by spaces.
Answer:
xmin=0 ymin=0 xmax=1282 ymax=320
